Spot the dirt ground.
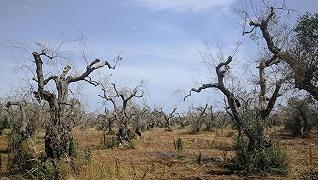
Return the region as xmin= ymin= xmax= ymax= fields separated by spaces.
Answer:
xmin=73 ymin=127 xmax=318 ymax=180
xmin=0 ymin=127 xmax=317 ymax=179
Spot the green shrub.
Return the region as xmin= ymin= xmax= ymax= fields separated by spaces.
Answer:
xmin=26 ymin=147 xmax=93 ymax=180
xmin=8 ymin=135 xmax=91 ymax=180
xmin=231 ymin=136 xmax=290 ymax=176
xmin=7 ymin=129 xmax=58 ymax=179
xmin=25 ymin=159 xmax=58 ymax=180
xmin=8 ymin=132 xmax=38 ymax=174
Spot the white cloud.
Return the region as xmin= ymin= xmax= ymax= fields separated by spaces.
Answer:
xmin=130 ymin=0 xmax=235 ymax=13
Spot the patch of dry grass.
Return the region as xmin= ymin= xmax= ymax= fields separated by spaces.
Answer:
xmin=0 ymin=127 xmax=317 ymax=179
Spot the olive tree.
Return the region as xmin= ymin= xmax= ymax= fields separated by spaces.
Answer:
xmin=32 ymin=47 xmax=119 ymax=159
xmin=283 ymin=97 xmax=317 ymax=137
xmin=155 ymin=107 xmax=177 ymax=132
xmin=99 ymin=82 xmax=144 ymax=146
xmin=243 ymin=6 xmax=318 ymax=101
xmin=185 ymin=48 xmax=286 ymax=148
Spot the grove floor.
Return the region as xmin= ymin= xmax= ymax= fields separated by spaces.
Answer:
xmin=72 ymin=127 xmax=318 ymax=180
xmin=0 ymin=127 xmax=317 ymax=179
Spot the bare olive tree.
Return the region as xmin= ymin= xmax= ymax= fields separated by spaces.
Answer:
xmin=242 ymin=5 xmax=318 ymax=101
xmin=175 ymin=112 xmax=187 ymax=129
xmin=99 ymin=82 xmax=144 ymax=145
xmin=155 ymin=107 xmax=177 ymax=132
xmin=184 ymin=54 xmax=282 ymax=149
xmin=131 ymin=105 xmax=149 ymax=132
xmin=32 ymin=48 xmax=119 ymax=159
xmin=205 ymin=105 xmax=220 ymax=131
xmin=101 ymin=107 xmax=117 ymax=135
xmin=189 ymin=104 xmax=208 ymax=133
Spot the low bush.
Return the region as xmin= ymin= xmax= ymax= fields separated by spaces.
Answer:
xmin=8 ymin=133 xmax=38 ymax=174
xmin=8 ymin=133 xmax=91 ymax=180
xmin=231 ymin=136 xmax=290 ymax=176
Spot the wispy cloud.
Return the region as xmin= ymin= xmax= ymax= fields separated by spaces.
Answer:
xmin=130 ymin=0 xmax=235 ymax=13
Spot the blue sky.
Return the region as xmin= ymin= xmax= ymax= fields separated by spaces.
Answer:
xmin=0 ymin=0 xmax=317 ymax=112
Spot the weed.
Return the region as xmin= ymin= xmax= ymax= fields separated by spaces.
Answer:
xmin=130 ymin=159 xmax=137 ymax=179
xmin=130 ymin=139 xmax=137 ymax=149
xmin=114 ymin=158 xmax=121 ymax=179
xmin=173 ymin=136 xmax=184 ymax=154
xmin=196 ymin=152 xmax=202 ymax=165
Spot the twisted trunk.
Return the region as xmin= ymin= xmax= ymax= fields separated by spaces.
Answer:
xmin=246 ymin=7 xmax=318 ymax=101
xmin=44 ymin=80 xmax=73 ymax=159
xmin=33 ymin=51 xmax=113 ymax=159
xmin=186 ymin=56 xmax=272 ymax=150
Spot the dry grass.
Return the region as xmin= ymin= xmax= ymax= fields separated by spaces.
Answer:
xmin=0 ymin=130 xmax=9 ymax=174
xmin=0 ymin=127 xmax=317 ymax=179
xmin=73 ymin=127 xmax=318 ymax=179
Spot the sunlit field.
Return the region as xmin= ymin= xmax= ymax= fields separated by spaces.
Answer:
xmin=1 ymin=126 xmax=317 ymax=179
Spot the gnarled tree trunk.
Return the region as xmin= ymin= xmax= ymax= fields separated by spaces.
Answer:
xmin=32 ymin=51 xmax=116 ymax=159
xmin=185 ymin=56 xmax=278 ymax=150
